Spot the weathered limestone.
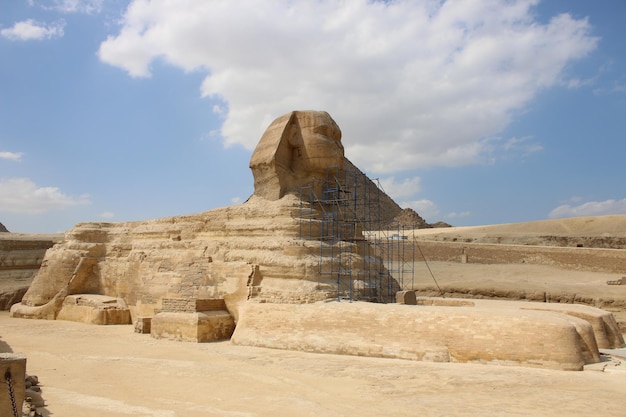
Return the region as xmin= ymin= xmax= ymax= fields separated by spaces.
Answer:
xmin=231 ymin=301 xmax=597 ymax=371
xmin=415 ymin=296 xmax=625 ymax=349
xmin=0 ymin=234 xmax=62 ymax=310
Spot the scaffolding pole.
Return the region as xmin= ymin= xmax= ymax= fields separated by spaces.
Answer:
xmin=298 ymin=165 xmax=414 ymax=303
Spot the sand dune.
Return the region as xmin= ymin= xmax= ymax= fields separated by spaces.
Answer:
xmin=417 ymin=215 xmax=626 ymax=237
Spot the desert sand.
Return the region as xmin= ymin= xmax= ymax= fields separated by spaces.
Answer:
xmin=1 ymin=310 xmax=625 ymax=417
xmin=3 ymin=254 xmax=626 ymax=417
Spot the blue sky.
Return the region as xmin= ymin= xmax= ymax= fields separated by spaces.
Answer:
xmin=1 ymin=0 xmax=625 ymax=234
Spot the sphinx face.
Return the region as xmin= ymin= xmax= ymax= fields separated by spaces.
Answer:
xmin=290 ymin=111 xmax=344 ymax=174
xmin=249 ymin=110 xmax=344 ymax=200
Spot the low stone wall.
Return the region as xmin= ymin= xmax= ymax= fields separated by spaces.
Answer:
xmin=231 ymin=301 xmax=599 ymax=371
xmin=410 ymin=240 xmax=626 ymax=273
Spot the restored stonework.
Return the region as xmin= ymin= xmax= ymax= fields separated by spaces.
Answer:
xmin=151 ymin=297 xmax=235 ymax=342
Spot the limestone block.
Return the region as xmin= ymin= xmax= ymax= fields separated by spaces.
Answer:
xmin=151 ymin=311 xmax=235 ymax=343
xmin=232 ymin=302 xmax=599 ymax=371
xmin=396 ymin=290 xmax=417 ymax=305
xmin=56 ymin=294 xmax=131 ymax=325
xmin=134 ymin=317 xmax=152 ymax=334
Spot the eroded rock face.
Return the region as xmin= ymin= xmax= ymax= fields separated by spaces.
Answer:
xmin=0 ymin=234 xmax=63 ymax=310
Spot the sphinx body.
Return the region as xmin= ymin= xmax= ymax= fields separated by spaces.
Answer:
xmin=11 ymin=110 xmax=397 ymax=322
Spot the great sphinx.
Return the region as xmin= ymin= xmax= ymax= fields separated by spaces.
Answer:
xmin=11 ymin=110 xmax=398 ymax=323
xmin=11 ymin=110 xmax=623 ymax=370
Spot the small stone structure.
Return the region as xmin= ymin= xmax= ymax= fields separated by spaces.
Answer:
xmin=396 ymin=290 xmax=417 ymax=305
xmin=151 ymin=298 xmax=235 ymax=342
xmin=56 ymin=294 xmax=131 ymax=325
xmin=134 ymin=317 xmax=152 ymax=334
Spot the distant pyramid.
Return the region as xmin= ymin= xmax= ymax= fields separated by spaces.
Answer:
xmin=0 ymin=222 xmax=9 ymax=233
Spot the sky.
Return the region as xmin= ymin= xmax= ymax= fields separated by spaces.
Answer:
xmin=1 ymin=0 xmax=625 ymax=234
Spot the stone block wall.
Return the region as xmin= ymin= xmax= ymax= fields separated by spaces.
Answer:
xmin=161 ymin=298 xmax=227 ymax=313
xmin=410 ymin=240 xmax=626 ymax=273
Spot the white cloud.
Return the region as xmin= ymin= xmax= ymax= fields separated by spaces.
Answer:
xmin=503 ymin=136 xmax=543 ymax=157
xmin=1 ymin=19 xmax=65 ymax=41
xmin=34 ymin=0 xmax=103 ymax=14
xmin=611 ymin=82 xmax=626 ymax=93
xmin=99 ymin=0 xmax=598 ymax=174
xmin=0 ymin=152 xmax=24 ymax=161
xmin=445 ymin=211 xmax=471 ymax=219
xmin=549 ymin=198 xmax=626 ymax=219
xmin=0 ymin=177 xmax=91 ymax=214
xmin=99 ymin=211 xmax=115 ymax=219
xmin=379 ymin=176 xmax=421 ymax=200
xmin=400 ymin=199 xmax=439 ymax=221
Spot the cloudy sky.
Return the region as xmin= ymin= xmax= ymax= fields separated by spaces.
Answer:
xmin=1 ymin=0 xmax=625 ymax=233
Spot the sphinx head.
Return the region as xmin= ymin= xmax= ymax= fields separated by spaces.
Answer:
xmin=249 ymin=111 xmax=344 ymax=200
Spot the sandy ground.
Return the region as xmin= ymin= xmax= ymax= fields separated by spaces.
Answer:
xmin=409 ymin=261 xmax=626 ymax=298
xmin=1 ymin=311 xmax=625 ymax=417
xmin=412 ymin=215 xmax=626 ymax=238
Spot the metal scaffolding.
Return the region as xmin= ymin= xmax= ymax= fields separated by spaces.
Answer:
xmin=299 ymin=165 xmax=415 ymax=303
